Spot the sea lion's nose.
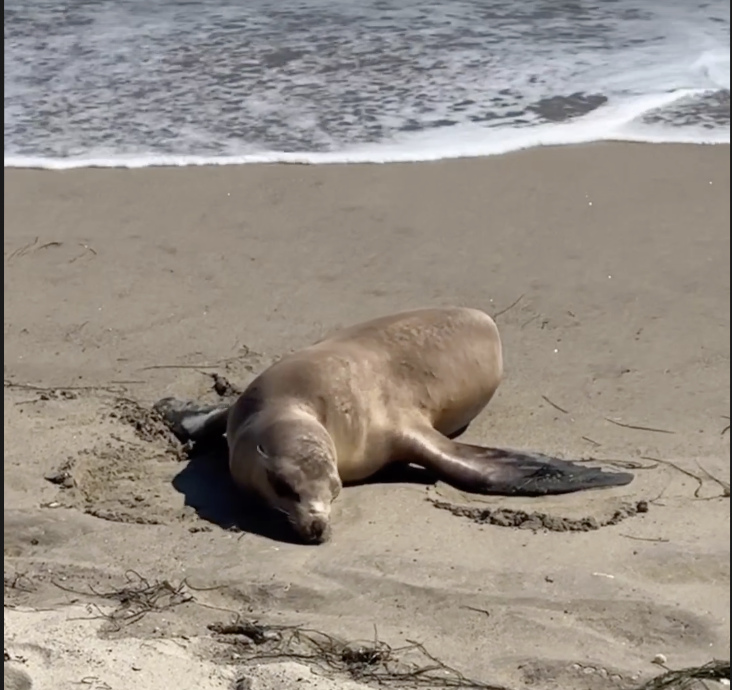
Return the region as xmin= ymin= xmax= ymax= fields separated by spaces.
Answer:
xmin=304 ymin=517 xmax=330 ymax=544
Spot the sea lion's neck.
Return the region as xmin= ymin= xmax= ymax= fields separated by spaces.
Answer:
xmin=243 ymin=399 xmax=319 ymax=434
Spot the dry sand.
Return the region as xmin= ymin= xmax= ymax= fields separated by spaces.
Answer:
xmin=4 ymin=143 xmax=730 ymax=690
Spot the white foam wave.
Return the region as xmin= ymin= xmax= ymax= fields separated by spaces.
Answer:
xmin=6 ymin=0 xmax=729 ymax=170
xmin=692 ymin=49 xmax=730 ymax=90
xmin=5 ymin=89 xmax=728 ymax=170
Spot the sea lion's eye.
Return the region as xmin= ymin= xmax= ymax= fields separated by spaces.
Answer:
xmin=267 ymin=470 xmax=300 ymax=501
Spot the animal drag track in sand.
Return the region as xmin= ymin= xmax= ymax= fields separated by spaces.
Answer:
xmin=428 ymin=497 xmax=650 ymax=532
xmin=40 ymin=397 xmax=195 ymax=526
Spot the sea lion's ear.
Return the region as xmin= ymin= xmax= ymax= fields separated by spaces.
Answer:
xmin=256 ymin=444 xmax=270 ymax=460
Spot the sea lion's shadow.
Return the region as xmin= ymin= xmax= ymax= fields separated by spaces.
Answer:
xmin=171 ymin=439 xmax=437 ymax=545
xmin=171 ymin=439 xmax=299 ymax=544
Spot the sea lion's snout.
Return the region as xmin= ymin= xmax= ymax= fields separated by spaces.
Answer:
xmin=300 ymin=515 xmax=331 ymax=544
xmin=294 ymin=501 xmax=332 ymax=544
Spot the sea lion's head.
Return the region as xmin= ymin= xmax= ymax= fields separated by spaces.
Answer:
xmin=247 ymin=416 xmax=341 ymax=544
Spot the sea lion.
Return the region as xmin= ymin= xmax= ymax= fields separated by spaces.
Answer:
xmin=155 ymin=306 xmax=633 ymax=544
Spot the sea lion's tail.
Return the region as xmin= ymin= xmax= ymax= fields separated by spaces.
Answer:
xmin=153 ymin=397 xmax=230 ymax=445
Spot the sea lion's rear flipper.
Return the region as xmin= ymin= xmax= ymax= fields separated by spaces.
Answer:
xmin=399 ymin=429 xmax=633 ymax=496
xmin=153 ymin=397 xmax=230 ymax=445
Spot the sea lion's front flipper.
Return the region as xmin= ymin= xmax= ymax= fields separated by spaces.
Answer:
xmin=398 ymin=429 xmax=633 ymax=496
xmin=153 ymin=397 xmax=230 ymax=444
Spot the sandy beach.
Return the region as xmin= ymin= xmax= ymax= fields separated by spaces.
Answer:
xmin=4 ymin=143 xmax=730 ymax=690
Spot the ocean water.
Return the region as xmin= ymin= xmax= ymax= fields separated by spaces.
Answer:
xmin=4 ymin=0 xmax=730 ymax=168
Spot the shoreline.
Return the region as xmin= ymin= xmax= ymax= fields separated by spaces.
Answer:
xmin=5 ymin=134 xmax=731 ymax=171
xmin=4 ymin=142 xmax=730 ymax=690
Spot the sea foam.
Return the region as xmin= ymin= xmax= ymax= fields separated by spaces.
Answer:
xmin=4 ymin=0 xmax=730 ymax=169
